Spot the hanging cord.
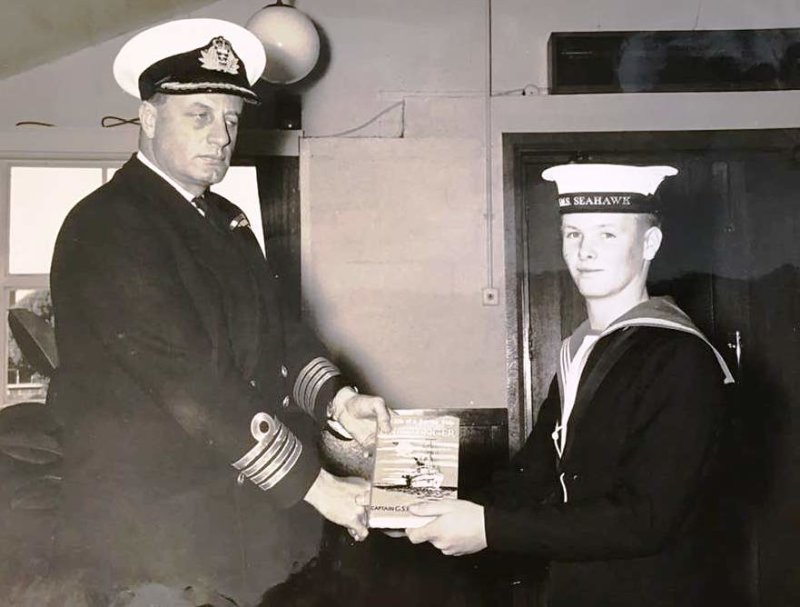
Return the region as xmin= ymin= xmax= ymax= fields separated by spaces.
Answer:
xmin=494 ymin=84 xmax=546 ymax=96
xmin=313 ymin=100 xmax=404 ymax=138
xmin=102 ymin=116 xmax=140 ymax=128
xmin=483 ymin=0 xmax=494 ymax=291
xmin=692 ymin=0 xmax=704 ymax=29
xmin=14 ymin=116 xmax=140 ymax=128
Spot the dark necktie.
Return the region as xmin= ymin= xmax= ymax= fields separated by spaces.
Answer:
xmin=192 ymin=194 xmax=209 ymax=216
xmin=192 ymin=194 xmax=227 ymax=231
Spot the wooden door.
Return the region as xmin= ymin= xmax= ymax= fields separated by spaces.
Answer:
xmin=511 ymin=130 xmax=800 ymax=606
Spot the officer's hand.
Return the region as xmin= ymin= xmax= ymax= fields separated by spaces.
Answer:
xmin=405 ymin=499 xmax=487 ymax=556
xmin=330 ymin=387 xmax=392 ymax=450
xmin=303 ymin=469 xmax=370 ymax=541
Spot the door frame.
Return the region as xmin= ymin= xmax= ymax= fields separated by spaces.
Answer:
xmin=502 ymin=128 xmax=800 ymax=451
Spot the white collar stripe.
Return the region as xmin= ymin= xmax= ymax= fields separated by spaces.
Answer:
xmin=601 ymin=318 xmax=734 ymax=384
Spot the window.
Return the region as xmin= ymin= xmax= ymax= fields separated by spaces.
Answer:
xmin=212 ymin=165 xmax=265 ymax=255
xmin=0 ymin=159 xmax=263 ymax=408
xmin=0 ymin=160 xmax=122 ymax=406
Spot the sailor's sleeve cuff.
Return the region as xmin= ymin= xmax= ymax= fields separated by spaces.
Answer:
xmin=293 ymin=357 xmax=344 ymax=421
xmin=483 ymin=505 xmax=511 ymax=551
xmin=232 ymin=412 xmax=314 ymax=506
xmin=483 ymin=504 xmax=541 ymax=553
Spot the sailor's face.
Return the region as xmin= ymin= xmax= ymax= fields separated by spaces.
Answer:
xmin=145 ymin=93 xmax=243 ymax=195
xmin=561 ymin=213 xmax=657 ymax=302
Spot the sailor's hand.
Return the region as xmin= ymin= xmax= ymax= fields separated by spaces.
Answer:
xmin=405 ymin=500 xmax=487 ymax=556
xmin=330 ymin=387 xmax=392 ymax=450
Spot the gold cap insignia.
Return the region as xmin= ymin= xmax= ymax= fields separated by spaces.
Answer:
xmin=199 ymin=36 xmax=240 ymax=75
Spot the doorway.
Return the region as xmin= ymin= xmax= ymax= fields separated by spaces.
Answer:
xmin=504 ymin=129 xmax=800 ymax=606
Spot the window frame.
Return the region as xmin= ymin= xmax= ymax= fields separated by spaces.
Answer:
xmin=0 ymin=154 xmax=127 ymax=406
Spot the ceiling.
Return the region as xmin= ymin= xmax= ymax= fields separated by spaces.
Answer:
xmin=0 ymin=0 xmax=218 ymax=79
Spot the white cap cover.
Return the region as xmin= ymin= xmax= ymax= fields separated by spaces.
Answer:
xmin=113 ymin=18 xmax=267 ymax=102
xmin=542 ymin=163 xmax=678 ymax=213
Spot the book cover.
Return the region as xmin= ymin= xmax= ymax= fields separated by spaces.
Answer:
xmin=368 ymin=412 xmax=459 ymax=529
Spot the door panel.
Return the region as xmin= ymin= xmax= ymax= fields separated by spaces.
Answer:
xmin=513 ymin=130 xmax=800 ymax=606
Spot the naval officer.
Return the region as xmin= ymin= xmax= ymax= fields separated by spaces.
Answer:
xmin=49 ymin=18 xmax=390 ymax=606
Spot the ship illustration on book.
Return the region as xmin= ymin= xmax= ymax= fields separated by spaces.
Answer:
xmin=368 ymin=412 xmax=459 ymax=529
xmin=404 ymin=447 xmax=445 ymax=490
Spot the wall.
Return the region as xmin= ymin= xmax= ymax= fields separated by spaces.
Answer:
xmin=300 ymin=138 xmax=505 ymax=408
xmin=0 ymin=0 xmax=798 ymax=411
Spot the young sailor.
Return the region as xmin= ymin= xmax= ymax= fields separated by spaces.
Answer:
xmin=406 ymin=163 xmax=734 ymax=607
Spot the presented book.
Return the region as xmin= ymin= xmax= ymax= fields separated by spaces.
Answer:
xmin=368 ymin=411 xmax=459 ymax=529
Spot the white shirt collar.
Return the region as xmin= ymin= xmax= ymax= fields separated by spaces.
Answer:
xmin=136 ymin=151 xmax=204 ymax=206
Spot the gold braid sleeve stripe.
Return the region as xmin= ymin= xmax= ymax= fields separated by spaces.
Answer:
xmin=293 ymin=357 xmax=341 ymax=416
xmin=233 ymin=412 xmax=303 ymax=491
xmin=159 ymin=81 xmax=255 ymax=96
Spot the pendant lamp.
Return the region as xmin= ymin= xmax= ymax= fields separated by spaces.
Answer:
xmin=246 ymin=1 xmax=321 ymax=84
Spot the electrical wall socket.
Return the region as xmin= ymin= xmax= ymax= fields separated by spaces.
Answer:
xmin=482 ymin=288 xmax=499 ymax=306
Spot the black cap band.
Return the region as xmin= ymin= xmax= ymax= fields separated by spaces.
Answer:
xmin=558 ymin=192 xmax=661 ymax=214
xmin=138 ymin=36 xmax=259 ymax=103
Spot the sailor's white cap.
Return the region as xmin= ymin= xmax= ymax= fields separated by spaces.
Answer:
xmin=113 ymin=18 xmax=266 ymax=103
xmin=542 ymin=163 xmax=678 ymax=214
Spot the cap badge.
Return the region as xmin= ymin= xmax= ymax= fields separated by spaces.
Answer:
xmin=199 ymin=36 xmax=240 ymax=75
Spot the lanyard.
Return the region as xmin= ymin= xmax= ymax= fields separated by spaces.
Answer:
xmin=552 ymin=335 xmax=598 ymax=504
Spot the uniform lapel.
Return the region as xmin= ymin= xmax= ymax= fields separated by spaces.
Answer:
xmin=557 ymin=296 xmax=733 ymax=463
xmin=561 ymin=326 xmax=641 ymax=462
xmin=121 ymin=157 xmax=263 ymax=378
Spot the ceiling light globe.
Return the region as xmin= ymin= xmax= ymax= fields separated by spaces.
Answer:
xmin=246 ymin=4 xmax=321 ymax=84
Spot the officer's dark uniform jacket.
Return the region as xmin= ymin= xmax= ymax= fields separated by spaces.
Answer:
xmin=477 ymin=298 xmax=734 ymax=607
xmin=48 ymin=155 xmax=344 ymax=601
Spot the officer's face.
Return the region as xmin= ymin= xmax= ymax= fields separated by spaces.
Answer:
xmin=561 ymin=213 xmax=661 ymax=302
xmin=141 ymin=93 xmax=244 ymax=196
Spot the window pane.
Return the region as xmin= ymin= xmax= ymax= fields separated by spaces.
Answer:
xmin=9 ymin=167 xmax=104 ymax=274
xmin=212 ymin=166 xmax=265 ymax=255
xmin=7 ymin=289 xmax=53 ymax=402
